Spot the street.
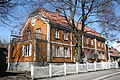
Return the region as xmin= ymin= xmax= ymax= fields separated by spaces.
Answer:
xmin=102 ymin=74 xmax=120 ymax=80
xmin=0 ymin=71 xmax=29 ymax=80
xmin=0 ymin=69 xmax=120 ymax=80
xmin=39 ymin=69 xmax=120 ymax=80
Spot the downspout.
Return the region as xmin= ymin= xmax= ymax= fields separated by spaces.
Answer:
xmin=95 ymin=38 xmax=97 ymax=61
xmin=7 ymin=44 xmax=11 ymax=70
xmin=46 ymin=21 xmax=50 ymax=62
xmin=70 ymin=31 xmax=72 ymax=61
xmin=34 ymin=39 xmax=36 ymax=65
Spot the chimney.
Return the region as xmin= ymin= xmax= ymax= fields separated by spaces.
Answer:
xmin=56 ymin=9 xmax=60 ymax=16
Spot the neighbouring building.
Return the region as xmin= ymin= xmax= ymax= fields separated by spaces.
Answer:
xmin=109 ymin=47 xmax=120 ymax=62
xmin=8 ymin=8 xmax=108 ymax=71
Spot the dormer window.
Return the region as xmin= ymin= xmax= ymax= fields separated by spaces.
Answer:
xmin=64 ymin=31 xmax=68 ymax=40
xmin=55 ymin=28 xmax=59 ymax=39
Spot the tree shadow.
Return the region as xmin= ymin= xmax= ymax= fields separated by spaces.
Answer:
xmin=0 ymin=72 xmax=24 ymax=77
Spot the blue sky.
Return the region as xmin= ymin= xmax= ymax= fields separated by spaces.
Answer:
xmin=0 ymin=27 xmax=11 ymax=43
xmin=0 ymin=1 xmax=120 ymax=46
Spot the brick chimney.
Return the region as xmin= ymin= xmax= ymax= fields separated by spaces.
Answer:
xmin=56 ymin=9 xmax=60 ymax=16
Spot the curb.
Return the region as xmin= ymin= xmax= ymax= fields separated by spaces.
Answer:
xmin=92 ymin=71 xmax=120 ymax=80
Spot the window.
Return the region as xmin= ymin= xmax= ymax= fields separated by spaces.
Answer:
xmin=102 ymin=43 xmax=104 ymax=47
xmin=27 ymin=31 xmax=31 ymax=39
xmin=55 ymin=46 xmax=60 ymax=57
xmin=55 ymin=29 xmax=59 ymax=39
xmin=91 ymin=39 xmax=94 ymax=45
xmin=86 ymin=37 xmax=89 ymax=44
xmin=64 ymin=31 xmax=68 ymax=40
xmin=36 ymin=28 xmax=41 ymax=39
xmin=98 ymin=42 xmax=101 ymax=47
xmin=52 ymin=46 xmax=64 ymax=57
xmin=64 ymin=47 xmax=70 ymax=57
xmin=22 ymin=44 xmax=32 ymax=57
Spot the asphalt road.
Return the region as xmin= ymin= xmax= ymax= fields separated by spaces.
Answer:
xmin=0 ymin=69 xmax=120 ymax=80
xmin=0 ymin=71 xmax=29 ymax=80
xmin=102 ymin=74 xmax=120 ymax=80
xmin=39 ymin=69 xmax=120 ymax=80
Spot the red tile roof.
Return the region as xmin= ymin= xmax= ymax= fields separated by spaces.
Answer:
xmin=31 ymin=8 xmax=103 ymax=38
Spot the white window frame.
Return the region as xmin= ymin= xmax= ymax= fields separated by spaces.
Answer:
xmin=55 ymin=46 xmax=60 ymax=57
xmin=98 ymin=41 xmax=101 ymax=47
xmin=102 ymin=43 xmax=104 ymax=47
xmin=27 ymin=31 xmax=31 ymax=39
xmin=64 ymin=47 xmax=70 ymax=57
xmin=36 ymin=28 xmax=41 ymax=39
xmin=22 ymin=44 xmax=32 ymax=57
xmin=86 ymin=37 xmax=89 ymax=44
xmin=64 ymin=31 xmax=68 ymax=40
xmin=91 ymin=39 xmax=94 ymax=45
xmin=53 ymin=46 xmax=65 ymax=57
xmin=55 ymin=28 xmax=59 ymax=39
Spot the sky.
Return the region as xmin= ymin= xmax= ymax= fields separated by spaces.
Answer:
xmin=0 ymin=27 xmax=11 ymax=43
xmin=0 ymin=1 xmax=120 ymax=46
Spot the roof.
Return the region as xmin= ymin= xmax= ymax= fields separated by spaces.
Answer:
xmin=110 ymin=54 xmax=120 ymax=57
xmin=29 ymin=8 xmax=104 ymax=38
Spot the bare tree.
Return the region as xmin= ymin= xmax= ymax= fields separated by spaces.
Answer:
xmin=0 ymin=0 xmax=32 ymax=30
xmin=22 ymin=0 xmax=120 ymax=62
xmin=42 ymin=0 xmax=120 ymax=62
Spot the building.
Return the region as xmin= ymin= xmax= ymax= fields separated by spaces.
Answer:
xmin=109 ymin=47 xmax=120 ymax=62
xmin=8 ymin=8 xmax=108 ymax=71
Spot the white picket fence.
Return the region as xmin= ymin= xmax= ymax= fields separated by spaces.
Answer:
xmin=31 ymin=61 xmax=119 ymax=79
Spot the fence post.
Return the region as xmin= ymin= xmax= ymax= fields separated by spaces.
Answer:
xmin=101 ymin=61 xmax=104 ymax=70
xmin=115 ymin=61 xmax=118 ymax=69
xmin=94 ymin=61 xmax=96 ymax=71
xmin=64 ymin=63 xmax=66 ymax=75
xmin=86 ymin=61 xmax=88 ymax=72
xmin=31 ymin=65 xmax=34 ymax=80
xmin=49 ymin=63 xmax=52 ymax=77
xmin=108 ymin=60 xmax=111 ymax=69
xmin=76 ymin=62 xmax=78 ymax=74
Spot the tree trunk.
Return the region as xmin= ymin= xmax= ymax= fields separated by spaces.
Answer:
xmin=75 ymin=31 xmax=84 ymax=63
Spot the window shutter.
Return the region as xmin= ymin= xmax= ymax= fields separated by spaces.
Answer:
xmin=22 ymin=45 xmax=25 ymax=56
xmin=29 ymin=44 xmax=32 ymax=56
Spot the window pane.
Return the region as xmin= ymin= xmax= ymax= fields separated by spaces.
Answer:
xmin=29 ymin=44 xmax=32 ymax=56
xmin=55 ymin=29 xmax=59 ymax=38
xmin=36 ymin=28 xmax=41 ymax=39
xmin=86 ymin=37 xmax=88 ymax=44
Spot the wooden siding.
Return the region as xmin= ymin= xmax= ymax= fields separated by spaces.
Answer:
xmin=36 ymin=41 xmax=47 ymax=62
xmin=50 ymin=43 xmax=73 ymax=62
xmin=9 ymin=40 xmax=34 ymax=62
xmin=50 ymin=27 xmax=71 ymax=44
xmin=22 ymin=16 xmax=47 ymax=41
xmin=83 ymin=36 xmax=105 ymax=50
xmin=9 ymin=13 xmax=107 ymax=64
